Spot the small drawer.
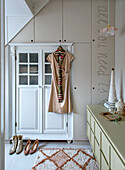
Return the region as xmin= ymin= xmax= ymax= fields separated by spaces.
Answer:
xmin=87 ymin=109 xmax=91 ymax=124
xmin=101 ymin=152 xmax=109 ymax=170
xmin=111 ymin=147 xmax=125 ymax=170
xmin=91 ymin=114 xmax=95 ymax=132
xmin=95 ymin=139 xmax=100 ymax=166
xmin=102 ymin=132 xmax=110 ymax=164
xmin=87 ymin=123 xmax=90 ymax=141
xmin=90 ymin=130 xmax=94 ymax=151
xmin=95 ymin=122 xmax=100 ymax=144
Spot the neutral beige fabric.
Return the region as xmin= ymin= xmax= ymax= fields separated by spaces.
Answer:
xmin=47 ymin=51 xmax=75 ymax=113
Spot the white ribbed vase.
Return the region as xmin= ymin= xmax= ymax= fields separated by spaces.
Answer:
xmin=115 ymin=98 xmax=124 ymax=112
xmin=108 ymin=68 xmax=117 ymax=103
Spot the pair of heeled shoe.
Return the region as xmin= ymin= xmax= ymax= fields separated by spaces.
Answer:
xmin=9 ymin=135 xmax=23 ymax=155
xmin=24 ymin=139 xmax=39 ymax=155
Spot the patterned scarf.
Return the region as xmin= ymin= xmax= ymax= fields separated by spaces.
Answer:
xmin=54 ymin=52 xmax=65 ymax=103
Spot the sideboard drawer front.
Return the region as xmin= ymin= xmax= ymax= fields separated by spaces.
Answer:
xmin=87 ymin=123 xmax=90 ymax=141
xmin=101 ymin=152 xmax=109 ymax=170
xmin=111 ymin=147 xmax=125 ymax=170
xmin=91 ymin=115 xmax=95 ymax=132
xmin=90 ymin=130 xmax=94 ymax=151
xmin=102 ymin=133 xmax=110 ymax=164
xmin=87 ymin=109 xmax=90 ymax=124
xmin=95 ymin=139 xmax=100 ymax=166
xmin=95 ymin=122 xmax=100 ymax=144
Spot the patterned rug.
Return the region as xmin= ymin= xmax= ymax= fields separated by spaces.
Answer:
xmin=32 ymin=148 xmax=99 ymax=170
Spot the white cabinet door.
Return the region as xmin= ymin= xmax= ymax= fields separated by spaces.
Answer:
xmin=43 ymin=50 xmax=68 ymax=134
xmin=63 ymin=0 xmax=91 ymax=43
xmin=35 ymin=0 xmax=62 ymax=42
xmin=43 ymin=87 xmax=68 ymax=134
xmin=17 ymin=87 xmax=42 ymax=133
xmin=16 ymin=51 xmax=42 ymax=134
xmin=73 ymin=44 xmax=91 ymax=140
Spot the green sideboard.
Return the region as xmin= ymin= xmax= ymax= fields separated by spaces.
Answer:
xmin=87 ymin=105 xmax=125 ymax=170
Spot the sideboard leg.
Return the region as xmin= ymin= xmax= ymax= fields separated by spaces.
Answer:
xmin=67 ymin=140 xmax=72 ymax=144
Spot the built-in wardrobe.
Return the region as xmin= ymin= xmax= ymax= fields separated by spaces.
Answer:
xmin=6 ymin=0 xmax=115 ymax=141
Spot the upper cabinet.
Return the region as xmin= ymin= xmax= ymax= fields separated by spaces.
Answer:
xmin=35 ymin=0 xmax=62 ymax=43
xmin=63 ymin=0 xmax=91 ymax=43
xmin=11 ymin=0 xmax=92 ymax=43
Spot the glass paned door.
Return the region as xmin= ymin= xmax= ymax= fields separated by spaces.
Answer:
xmin=43 ymin=50 xmax=68 ymax=134
xmin=44 ymin=52 xmax=52 ymax=85
xmin=18 ymin=53 xmax=39 ymax=86
xmin=16 ymin=51 xmax=42 ymax=134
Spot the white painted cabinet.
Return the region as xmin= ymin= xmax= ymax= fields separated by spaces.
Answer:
xmin=12 ymin=0 xmax=92 ymax=44
xmin=63 ymin=0 xmax=91 ymax=42
xmin=16 ymin=50 xmax=42 ymax=134
xmin=10 ymin=44 xmax=73 ymax=140
xmin=87 ymin=105 xmax=125 ymax=170
xmin=35 ymin=0 xmax=62 ymax=43
xmin=73 ymin=44 xmax=91 ymax=140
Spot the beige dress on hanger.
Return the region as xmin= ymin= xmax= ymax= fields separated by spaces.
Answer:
xmin=47 ymin=51 xmax=75 ymax=113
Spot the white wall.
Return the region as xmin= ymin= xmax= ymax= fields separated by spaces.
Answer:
xmin=115 ymin=0 xmax=125 ymax=103
xmin=5 ymin=0 xmax=115 ymax=141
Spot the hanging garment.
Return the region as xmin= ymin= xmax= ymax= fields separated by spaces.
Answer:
xmin=47 ymin=51 xmax=75 ymax=113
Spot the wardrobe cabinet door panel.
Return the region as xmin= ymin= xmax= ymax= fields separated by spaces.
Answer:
xmin=17 ymin=87 xmax=41 ymax=134
xmin=111 ymin=147 xmax=125 ymax=170
xmin=73 ymin=44 xmax=91 ymax=140
xmin=35 ymin=0 xmax=62 ymax=42
xmin=102 ymin=133 xmax=110 ymax=164
xmin=87 ymin=123 xmax=90 ymax=141
xmin=91 ymin=114 xmax=95 ymax=133
xmin=11 ymin=19 xmax=34 ymax=43
xmin=90 ymin=130 xmax=94 ymax=151
xmin=87 ymin=109 xmax=91 ymax=125
xmin=63 ymin=0 xmax=91 ymax=42
xmin=95 ymin=122 xmax=100 ymax=145
xmin=43 ymin=87 xmax=68 ymax=134
xmin=95 ymin=139 xmax=100 ymax=166
xmin=101 ymin=153 xmax=109 ymax=170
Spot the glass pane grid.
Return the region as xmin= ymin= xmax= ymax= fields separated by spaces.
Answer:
xmin=19 ymin=53 xmax=28 ymax=63
xmin=30 ymin=65 xmax=38 ymax=74
xmin=30 ymin=53 xmax=38 ymax=63
xmin=30 ymin=76 xmax=38 ymax=85
xmin=19 ymin=76 xmax=28 ymax=85
xmin=45 ymin=52 xmax=51 ymax=62
xmin=45 ymin=64 xmax=51 ymax=73
xmin=18 ymin=52 xmax=39 ymax=86
xmin=19 ymin=65 xmax=28 ymax=74
xmin=45 ymin=75 xmax=52 ymax=85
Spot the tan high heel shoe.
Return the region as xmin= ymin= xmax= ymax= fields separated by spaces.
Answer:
xmin=16 ymin=135 xmax=23 ymax=154
xmin=9 ymin=135 xmax=18 ymax=155
xmin=29 ymin=139 xmax=39 ymax=154
xmin=24 ymin=139 xmax=31 ymax=155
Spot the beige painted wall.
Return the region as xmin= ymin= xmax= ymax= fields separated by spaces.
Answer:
xmin=115 ymin=0 xmax=125 ymax=103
